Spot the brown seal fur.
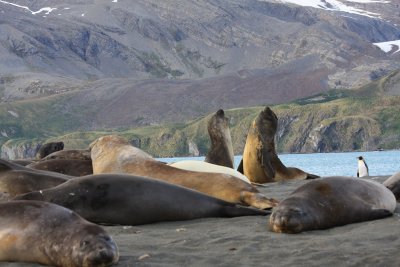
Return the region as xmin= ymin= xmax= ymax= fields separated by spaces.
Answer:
xmin=15 ymin=174 xmax=270 ymax=225
xmin=0 ymin=159 xmax=70 ymax=200
xmin=41 ymin=149 xmax=91 ymax=161
xmin=383 ymin=172 xmax=400 ymax=200
xmin=36 ymin=141 xmax=64 ymax=159
xmin=269 ymin=176 xmax=396 ymax=233
xmin=0 ymin=200 xmax=119 ymax=266
xmin=27 ymin=159 xmax=93 ymax=176
xmin=238 ymin=106 xmax=319 ymax=183
xmin=205 ymin=109 xmax=235 ymax=168
xmin=90 ymin=135 xmax=278 ymax=209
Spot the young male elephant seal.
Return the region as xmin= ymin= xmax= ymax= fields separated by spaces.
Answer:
xmin=0 ymin=159 xmax=71 ymax=200
xmin=36 ymin=141 xmax=64 ymax=159
xmin=28 ymin=159 xmax=93 ymax=176
xmin=269 ymin=176 xmax=396 ymax=234
xmin=15 ymin=174 xmax=269 ymax=225
xmin=0 ymin=200 xmax=119 ymax=267
xmin=239 ymin=106 xmax=319 ymax=183
xmin=90 ymin=135 xmax=278 ymax=210
xmin=205 ymin=109 xmax=235 ymax=168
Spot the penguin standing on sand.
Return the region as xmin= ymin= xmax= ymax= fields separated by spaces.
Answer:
xmin=357 ymin=156 xmax=369 ymax=177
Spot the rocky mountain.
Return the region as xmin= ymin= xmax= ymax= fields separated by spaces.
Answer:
xmin=0 ymin=0 xmax=400 ymax=156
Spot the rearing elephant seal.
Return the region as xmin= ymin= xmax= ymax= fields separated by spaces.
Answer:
xmin=90 ymin=135 xmax=278 ymax=209
xmin=15 ymin=174 xmax=269 ymax=225
xmin=205 ymin=109 xmax=235 ymax=168
xmin=239 ymin=106 xmax=319 ymax=183
xmin=0 ymin=200 xmax=119 ymax=266
xmin=269 ymin=176 xmax=396 ymax=234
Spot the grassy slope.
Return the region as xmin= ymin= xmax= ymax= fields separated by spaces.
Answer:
xmin=1 ymin=71 xmax=400 ymax=156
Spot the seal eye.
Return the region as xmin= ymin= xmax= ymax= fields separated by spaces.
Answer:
xmin=80 ymin=240 xmax=90 ymax=248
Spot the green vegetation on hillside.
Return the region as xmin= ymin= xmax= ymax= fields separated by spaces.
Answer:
xmin=1 ymin=71 xmax=400 ymax=158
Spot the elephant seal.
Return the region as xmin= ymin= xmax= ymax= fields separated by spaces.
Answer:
xmin=15 ymin=174 xmax=270 ymax=225
xmin=0 ymin=200 xmax=119 ymax=266
xmin=239 ymin=106 xmax=319 ymax=183
xmin=383 ymin=172 xmax=400 ymax=200
xmin=11 ymin=159 xmax=35 ymax=166
xmin=269 ymin=176 xmax=396 ymax=234
xmin=205 ymin=109 xmax=234 ymax=168
xmin=169 ymin=160 xmax=251 ymax=183
xmin=28 ymin=159 xmax=93 ymax=176
xmin=36 ymin=141 xmax=64 ymax=159
xmin=41 ymin=149 xmax=91 ymax=161
xmin=89 ymin=135 xmax=278 ymax=209
xmin=0 ymin=159 xmax=70 ymax=200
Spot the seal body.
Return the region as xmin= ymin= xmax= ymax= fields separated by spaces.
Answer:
xmin=239 ymin=106 xmax=318 ymax=183
xmin=0 ymin=200 xmax=119 ymax=267
xmin=269 ymin=176 xmax=396 ymax=234
xmin=28 ymin=159 xmax=93 ymax=176
xmin=169 ymin=160 xmax=251 ymax=183
xmin=36 ymin=141 xmax=64 ymax=159
xmin=205 ymin=109 xmax=234 ymax=168
xmin=41 ymin=149 xmax=91 ymax=161
xmin=89 ymin=135 xmax=278 ymax=209
xmin=15 ymin=174 xmax=269 ymax=225
xmin=0 ymin=159 xmax=71 ymax=200
xmin=383 ymin=172 xmax=400 ymax=200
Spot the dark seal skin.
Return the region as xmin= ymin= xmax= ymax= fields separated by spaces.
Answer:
xmin=15 ymin=174 xmax=270 ymax=225
xmin=41 ymin=149 xmax=91 ymax=161
xmin=269 ymin=176 xmax=396 ymax=234
xmin=205 ymin=109 xmax=235 ymax=168
xmin=36 ymin=141 xmax=64 ymax=159
xmin=0 ymin=159 xmax=71 ymax=200
xmin=0 ymin=200 xmax=119 ymax=267
xmin=383 ymin=172 xmax=400 ymax=200
xmin=238 ymin=106 xmax=319 ymax=183
xmin=89 ymin=135 xmax=279 ymax=210
xmin=28 ymin=159 xmax=93 ymax=176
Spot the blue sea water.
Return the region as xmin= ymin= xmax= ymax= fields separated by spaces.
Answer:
xmin=159 ymin=150 xmax=400 ymax=177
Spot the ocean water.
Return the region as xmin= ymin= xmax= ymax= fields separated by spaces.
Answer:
xmin=159 ymin=150 xmax=400 ymax=177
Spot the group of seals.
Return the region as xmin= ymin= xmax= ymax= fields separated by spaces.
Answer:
xmin=89 ymin=135 xmax=278 ymax=209
xmin=0 ymin=200 xmax=119 ymax=267
xmin=269 ymin=176 xmax=396 ymax=233
xmin=238 ymin=106 xmax=319 ymax=183
xmin=205 ymin=109 xmax=235 ymax=168
xmin=15 ymin=174 xmax=269 ymax=225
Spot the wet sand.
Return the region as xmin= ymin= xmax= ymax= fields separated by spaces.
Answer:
xmin=1 ymin=176 xmax=400 ymax=267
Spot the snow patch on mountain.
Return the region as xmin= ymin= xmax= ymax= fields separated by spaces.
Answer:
xmin=0 ymin=0 xmax=56 ymax=15
xmin=373 ymin=40 xmax=400 ymax=54
xmin=269 ymin=0 xmax=390 ymax=18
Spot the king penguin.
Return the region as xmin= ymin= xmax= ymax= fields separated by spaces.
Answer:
xmin=357 ymin=156 xmax=369 ymax=177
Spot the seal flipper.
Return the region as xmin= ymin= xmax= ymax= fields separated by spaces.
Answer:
xmin=240 ymin=191 xmax=279 ymax=210
xmin=237 ymin=159 xmax=244 ymax=174
xmin=306 ymin=173 xmax=320 ymax=179
xmin=368 ymin=208 xmax=393 ymax=219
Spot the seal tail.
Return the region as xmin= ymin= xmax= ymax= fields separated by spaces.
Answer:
xmin=222 ymin=204 xmax=270 ymax=217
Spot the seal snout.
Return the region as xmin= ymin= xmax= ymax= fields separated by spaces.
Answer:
xmin=269 ymin=207 xmax=304 ymax=234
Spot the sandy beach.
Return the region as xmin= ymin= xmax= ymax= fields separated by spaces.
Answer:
xmin=1 ymin=175 xmax=399 ymax=267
